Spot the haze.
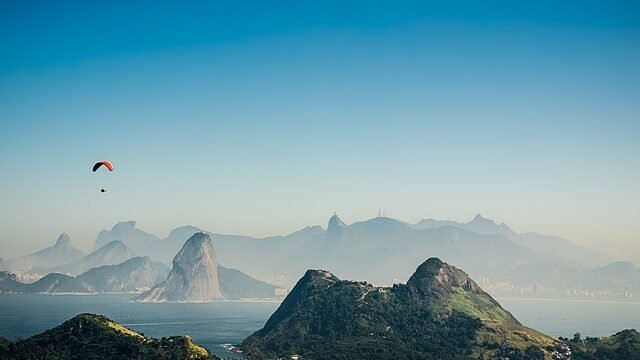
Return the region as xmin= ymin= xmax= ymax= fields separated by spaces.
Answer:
xmin=0 ymin=1 xmax=639 ymax=258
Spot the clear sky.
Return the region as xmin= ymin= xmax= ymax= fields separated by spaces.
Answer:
xmin=1 ymin=1 xmax=639 ymax=257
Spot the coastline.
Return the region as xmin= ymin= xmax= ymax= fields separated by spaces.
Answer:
xmin=496 ymin=297 xmax=640 ymax=306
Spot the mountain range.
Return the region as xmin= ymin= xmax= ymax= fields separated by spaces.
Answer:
xmin=33 ymin=240 xmax=137 ymax=276
xmin=1 ymin=234 xmax=279 ymax=300
xmin=0 ymin=256 xmax=168 ymax=294
xmin=4 ymin=214 xmax=632 ymax=300
xmin=87 ymin=215 xmax=607 ymax=288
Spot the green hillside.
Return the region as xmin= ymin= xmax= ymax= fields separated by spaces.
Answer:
xmin=242 ymin=258 xmax=564 ymax=360
xmin=0 ymin=313 xmax=217 ymax=359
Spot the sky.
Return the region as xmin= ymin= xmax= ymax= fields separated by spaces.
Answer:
xmin=0 ymin=1 xmax=639 ymax=257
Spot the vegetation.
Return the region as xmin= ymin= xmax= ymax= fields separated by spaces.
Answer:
xmin=0 ymin=313 xmax=217 ymax=359
xmin=568 ymin=329 xmax=640 ymax=360
xmin=242 ymin=258 xmax=564 ymax=359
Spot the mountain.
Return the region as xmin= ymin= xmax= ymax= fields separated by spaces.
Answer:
xmin=415 ymin=214 xmax=610 ymax=267
xmin=76 ymin=215 xmax=615 ymax=297
xmin=93 ymin=221 xmax=160 ymax=255
xmin=39 ymin=240 xmax=137 ymax=276
xmin=150 ymin=224 xmax=203 ymax=261
xmin=572 ymin=261 xmax=640 ymax=295
xmin=0 ymin=233 xmax=85 ymax=271
xmin=177 ymin=215 xmax=570 ymax=288
xmin=568 ymin=329 xmax=640 ymax=359
xmin=218 ymin=265 xmax=279 ymax=300
xmin=319 ymin=216 xmax=575 ymax=287
xmin=326 ymin=213 xmax=347 ymax=241
xmin=514 ymin=232 xmax=610 ymax=267
xmin=0 ymin=257 xmax=168 ymax=294
xmin=241 ymin=258 xmax=563 ymax=359
xmin=0 ymin=271 xmax=90 ymax=294
xmin=76 ymin=256 xmax=169 ymax=293
xmin=0 ymin=313 xmax=216 ymax=359
xmin=415 ymin=214 xmax=516 ymax=237
xmin=137 ymin=232 xmax=223 ymax=302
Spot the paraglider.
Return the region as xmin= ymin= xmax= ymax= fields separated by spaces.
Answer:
xmin=93 ymin=160 xmax=113 ymax=193
xmin=92 ymin=161 xmax=113 ymax=172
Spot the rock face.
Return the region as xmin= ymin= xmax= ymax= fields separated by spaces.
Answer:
xmin=0 ymin=233 xmax=85 ymax=271
xmin=242 ymin=258 xmax=561 ymax=360
xmin=137 ymin=232 xmax=223 ymax=302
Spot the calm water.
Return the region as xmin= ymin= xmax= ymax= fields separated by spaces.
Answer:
xmin=0 ymin=294 xmax=279 ymax=359
xmin=0 ymin=295 xmax=639 ymax=358
xmin=499 ymin=298 xmax=640 ymax=338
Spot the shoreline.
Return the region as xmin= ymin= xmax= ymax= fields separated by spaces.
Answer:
xmin=496 ymin=297 xmax=640 ymax=305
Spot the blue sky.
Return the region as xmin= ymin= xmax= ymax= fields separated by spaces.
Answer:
xmin=1 ymin=1 xmax=639 ymax=256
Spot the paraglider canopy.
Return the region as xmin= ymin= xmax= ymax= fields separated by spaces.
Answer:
xmin=93 ymin=161 xmax=113 ymax=172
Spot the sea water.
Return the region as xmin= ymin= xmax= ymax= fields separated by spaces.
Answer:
xmin=0 ymin=294 xmax=278 ymax=359
xmin=0 ymin=294 xmax=639 ymax=358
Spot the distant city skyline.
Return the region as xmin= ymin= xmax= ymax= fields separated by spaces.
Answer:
xmin=1 ymin=1 xmax=639 ymax=258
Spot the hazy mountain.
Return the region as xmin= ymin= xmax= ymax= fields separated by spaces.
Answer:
xmin=0 ymin=313 xmax=216 ymax=359
xmin=38 ymin=240 xmax=136 ymax=276
xmin=415 ymin=214 xmax=610 ymax=267
xmin=150 ymin=225 xmax=203 ymax=261
xmin=0 ymin=271 xmax=91 ymax=294
xmin=137 ymin=232 xmax=223 ymax=302
xmin=242 ymin=258 xmax=564 ymax=359
xmin=414 ymin=213 xmax=516 ymax=237
xmin=76 ymin=256 xmax=169 ymax=293
xmin=73 ymin=214 xmax=614 ymax=294
xmin=218 ymin=266 xmax=279 ymax=300
xmin=0 ymin=257 xmax=168 ymax=294
xmin=183 ymin=215 xmax=569 ymax=288
xmin=93 ymin=221 xmax=160 ymax=255
xmin=514 ymin=232 xmax=611 ymax=267
xmin=202 ymin=225 xmax=326 ymax=287
xmin=326 ymin=213 xmax=347 ymax=241
xmin=0 ymin=233 xmax=85 ymax=271
xmin=89 ymin=215 xmax=593 ymax=290
xmin=319 ymin=215 xmax=572 ymax=286
xmin=572 ymin=261 xmax=640 ymax=294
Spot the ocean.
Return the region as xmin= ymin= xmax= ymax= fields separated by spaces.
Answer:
xmin=0 ymin=294 xmax=638 ymax=358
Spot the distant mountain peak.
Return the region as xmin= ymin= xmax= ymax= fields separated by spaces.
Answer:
xmin=472 ymin=214 xmax=494 ymax=223
xmin=113 ymin=221 xmax=136 ymax=229
xmin=168 ymin=225 xmax=201 ymax=238
xmin=328 ymin=213 xmax=345 ymax=226
xmin=326 ymin=213 xmax=347 ymax=240
xmin=54 ymin=233 xmax=71 ymax=248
